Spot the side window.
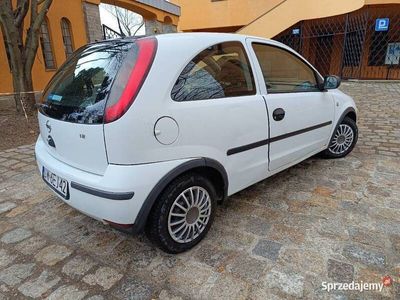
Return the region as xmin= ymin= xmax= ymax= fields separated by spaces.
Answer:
xmin=252 ymin=43 xmax=319 ymax=93
xmin=171 ymin=42 xmax=256 ymax=101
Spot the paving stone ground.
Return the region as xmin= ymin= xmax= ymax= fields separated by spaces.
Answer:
xmin=0 ymin=81 xmax=399 ymax=299
xmin=340 ymin=81 xmax=400 ymax=157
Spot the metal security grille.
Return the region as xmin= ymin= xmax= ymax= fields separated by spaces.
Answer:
xmin=274 ymin=5 xmax=400 ymax=80
xmin=103 ymin=25 xmax=122 ymax=40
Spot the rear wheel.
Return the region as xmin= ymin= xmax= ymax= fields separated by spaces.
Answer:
xmin=322 ymin=116 xmax=358 ymax=158
xmin=145 ymin=173 xmax=216 ymax=253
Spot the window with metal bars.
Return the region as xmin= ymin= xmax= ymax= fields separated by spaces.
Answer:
xmin=273 ymin=5 xmax=400 ymax=79
xmin=40 ymin=18 xmax=56 ymax=69
xmin=61 ymin=18 xmax=74 ymax=58
xmin=343 ymin=31 xmax=363 ymax=67
xmin=276 ymin=31 xmax=301 ymax=53
xmin=368 ymin=31 xmax=388 ymax=66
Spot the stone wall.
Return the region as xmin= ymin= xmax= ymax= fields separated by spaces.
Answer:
xmin=82 ymin=1 xmax=103 ymax=42
xmin=82 ymin=1 xmax=177 ymax=39
xmin=145 ymin=19 xmax=177 ymax=35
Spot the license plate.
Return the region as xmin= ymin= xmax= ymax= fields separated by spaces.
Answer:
xmin=42 ymin=167 xmax=69 ymax=199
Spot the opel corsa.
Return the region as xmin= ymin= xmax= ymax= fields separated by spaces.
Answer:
xmin=35 ymin=33 xmax=358 ymax=253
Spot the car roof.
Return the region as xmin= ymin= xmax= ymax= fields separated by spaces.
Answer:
xmin=104 ymin=32 xmax=273 ymax=45
xmin=154 ymin=32 xmax=296 ymax=55
xmin=155 ymin=32 xmax=271 ymax=42
xmin=152 ymin=32 xmax=323 ymax=80
xmin=93 ymin=33 xmax=299 ymax=56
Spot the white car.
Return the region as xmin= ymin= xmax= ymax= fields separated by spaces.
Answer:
xmin=35 ymin=33 xmax=358 ymax=253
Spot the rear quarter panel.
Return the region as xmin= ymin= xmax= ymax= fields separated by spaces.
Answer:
xmin=104 ymin=34 xmax=251 ymax=167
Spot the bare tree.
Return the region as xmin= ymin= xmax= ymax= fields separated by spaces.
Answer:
xmin=0 ymin=0 xmax=53 ymax=111
xmin=102 ymin=4 xmax=144 ymax=37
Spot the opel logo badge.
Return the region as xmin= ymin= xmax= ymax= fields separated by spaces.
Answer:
xmin=46 ymin=120 xmax=52 ymax=133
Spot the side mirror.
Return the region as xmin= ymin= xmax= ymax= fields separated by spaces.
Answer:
xmin=323 ymin=75 xmax=341 ymax=90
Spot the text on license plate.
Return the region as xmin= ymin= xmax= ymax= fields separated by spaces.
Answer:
xmin=42 ymin=167 xmax=69 ymax=199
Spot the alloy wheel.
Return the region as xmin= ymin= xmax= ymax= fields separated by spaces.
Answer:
xmin=167 ymin=186 xmax=212 ymax=244
xmin=328 ymin=124 xmax=354 ymax=155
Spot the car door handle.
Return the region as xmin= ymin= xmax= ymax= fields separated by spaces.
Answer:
xmin=272 ymin=108 xmax=285 ymax=121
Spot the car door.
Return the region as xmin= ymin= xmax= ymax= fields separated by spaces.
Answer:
xmin=168 ymin=40 xmax=270 ymax=194
xmin=248 ymin=40 xmax=335 ymax=171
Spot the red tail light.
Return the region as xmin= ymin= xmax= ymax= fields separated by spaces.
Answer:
xmin=104 ymin=37 xmax=157 ymax=123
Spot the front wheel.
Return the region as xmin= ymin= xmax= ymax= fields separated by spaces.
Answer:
xmin=145 ymin=173 xmax=216 ymax=253
xmin=321 ymin=116 xmax=358 ymax=158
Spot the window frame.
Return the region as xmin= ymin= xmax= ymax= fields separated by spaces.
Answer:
xmin=170 ymin=40 xmax=257 ymax=102
xmin=60 ymin=17 xmax=75 ymax=59
xmin=251 ymin=42 xmax=324 ymax=94
xmin=39 ymin=17 xmax=57 ymax=71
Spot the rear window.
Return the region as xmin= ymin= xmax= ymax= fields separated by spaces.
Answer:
xmin=40 ymin=40 xmax=135 ymax=124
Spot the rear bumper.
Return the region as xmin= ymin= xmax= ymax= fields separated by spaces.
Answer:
xmin=70 ymin=182 xmax=134 ymax=200
xmin=35 ymin=137 xmax=190 ymax=226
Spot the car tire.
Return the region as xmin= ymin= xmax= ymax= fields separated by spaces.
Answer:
xmin=321 ymin=116 xmax=358 ymax=159
xmin=145 ymin=173 xmax=216 ymax=253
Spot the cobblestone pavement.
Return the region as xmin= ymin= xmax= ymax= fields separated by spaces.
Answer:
xmin=341 ymin=81 xmax=400 ymax=157
xmin=0 ymin=82 xmax=399 ymax=299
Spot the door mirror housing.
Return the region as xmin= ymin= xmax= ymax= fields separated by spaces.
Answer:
xmin=323 ymin=75 xmax=341 ymax=90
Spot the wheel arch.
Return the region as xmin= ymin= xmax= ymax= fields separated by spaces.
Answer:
xmin=132 ymin=158 xmax=228 ymax=234
xmin=345 ymin=109 xmax=357 ymax=123
xmin=334 ymin=107 xmax=356 ymax=132
xmin=328 ymin=106 xmax=357 ymax=146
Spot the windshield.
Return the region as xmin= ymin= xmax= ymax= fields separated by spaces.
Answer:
xmin=40 ymin=40 xmax=135 ymax=124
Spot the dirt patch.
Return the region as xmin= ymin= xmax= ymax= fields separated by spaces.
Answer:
xmin=0 ymin=98 xmax=39 ymax=151
xmin=0 ymin=113 xmax=39 ymax=151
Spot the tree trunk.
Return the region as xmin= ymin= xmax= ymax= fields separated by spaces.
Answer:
xmin=0 ymin=0 xmax=53 ymax=114
xmin=12 ymin=68 xmax=36 ymax=114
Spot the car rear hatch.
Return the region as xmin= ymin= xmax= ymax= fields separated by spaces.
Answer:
xmin=38 ymin=39 xmax=140 ymax=175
